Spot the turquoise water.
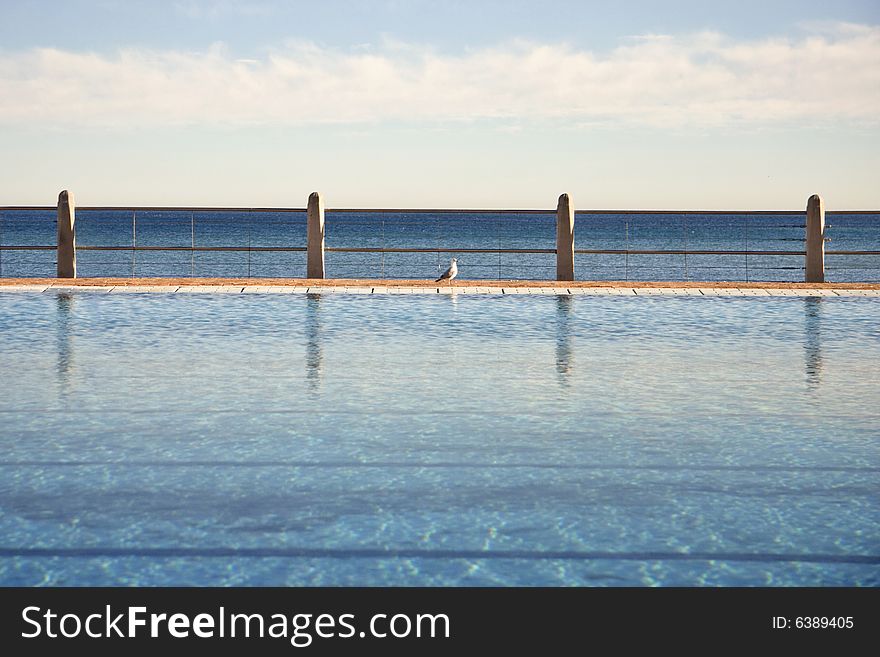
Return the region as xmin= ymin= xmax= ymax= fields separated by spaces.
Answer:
xmin=0 ymin=291 xmax=878 ymax=585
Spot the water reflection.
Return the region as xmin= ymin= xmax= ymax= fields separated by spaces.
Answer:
xmin=56 ymin=293 xmax=75 ymax=386
xmin=555 ymin=294 xmax=573 ymax=385
xmin=803 ymin=297 xmax=823 ymax=390
xmin=305 ymin=293 xmax=323 ymax=391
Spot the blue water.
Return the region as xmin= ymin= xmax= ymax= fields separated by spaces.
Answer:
xmin=0 ymin=291 xmax=877 ymax=586
xmin=1 ymin=210 xmax=878 ymax=281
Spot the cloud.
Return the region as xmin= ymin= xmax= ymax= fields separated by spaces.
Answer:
xmin=0 ymin=23 xmax=878 ymax=129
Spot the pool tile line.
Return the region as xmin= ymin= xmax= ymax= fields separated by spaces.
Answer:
xmin=0 ymin=546 xmax=876 ymax=565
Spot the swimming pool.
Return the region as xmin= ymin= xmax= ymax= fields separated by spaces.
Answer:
xmin=0 ymin=291 xmax=877 ymax=585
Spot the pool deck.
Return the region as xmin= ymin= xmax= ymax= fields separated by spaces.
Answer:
xmin=1 ymin=278 xmax=879 ymax=295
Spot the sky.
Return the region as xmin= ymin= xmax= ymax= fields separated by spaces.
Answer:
xmin=1 ymin=0 xmax=878 ymax=209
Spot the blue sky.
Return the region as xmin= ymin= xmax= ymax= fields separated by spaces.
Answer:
xmin=1 ymin=0 xmax=878 ymax=208
xmin=2 ymin=1 xmax=878 ymax=53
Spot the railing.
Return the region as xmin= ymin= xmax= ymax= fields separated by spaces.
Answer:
xmin=1 ymin=193 xmax=879 ymax=282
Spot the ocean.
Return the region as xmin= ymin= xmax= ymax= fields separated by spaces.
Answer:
xmin=1 ymin=210 xmax=878 ymax=281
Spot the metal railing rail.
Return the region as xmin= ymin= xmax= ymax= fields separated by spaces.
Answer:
xmin=3 ymin=246 xmax=880 ymax=257
xmin=1 ymin=206 xmax=878 ymax=215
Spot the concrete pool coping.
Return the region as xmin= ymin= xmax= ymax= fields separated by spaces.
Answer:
xmin=1 ymin=278 xmax=879 ymax=296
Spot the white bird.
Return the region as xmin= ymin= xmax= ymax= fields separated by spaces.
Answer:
xmin=435 ymin=258 xmax=458 ymax=284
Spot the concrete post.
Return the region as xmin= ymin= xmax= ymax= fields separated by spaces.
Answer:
xmin=307 ymin=191 xmax=325 ymax=279
xmin=57 ymin=190 xmax=76 ymax=278
xmin=556 ymin=193 xmax=574 ymax=281
xmin=805 ymin=194 xmax=825 ymax=283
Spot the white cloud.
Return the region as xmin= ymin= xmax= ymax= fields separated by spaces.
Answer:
xmin=0 ymin=23 xmax=878 ymax=129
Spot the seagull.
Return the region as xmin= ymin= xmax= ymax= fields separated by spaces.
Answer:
xmin=435 ymin=258 xmax=458 ymax=285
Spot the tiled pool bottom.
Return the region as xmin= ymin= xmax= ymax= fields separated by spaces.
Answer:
xmin=0 ymin=292 xmax=877 ymax=586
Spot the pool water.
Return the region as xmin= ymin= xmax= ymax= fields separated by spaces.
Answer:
xmin=0 ymin=291 xmax=877 ymax=586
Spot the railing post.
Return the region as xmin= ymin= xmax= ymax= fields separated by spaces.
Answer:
xmin=805 ymin=194 xmax=825 ymax=283
xmin=57 ymin=190 xmax=76 ymax=278
xmin=556 ymin=193 xmax=574 ymax=281
xmin=307 ymin=191 xmax=325 ymax=278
